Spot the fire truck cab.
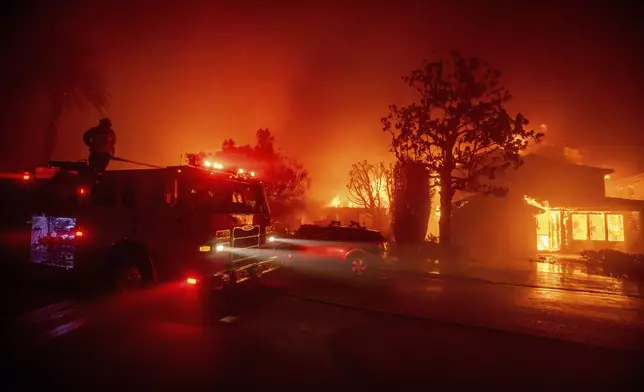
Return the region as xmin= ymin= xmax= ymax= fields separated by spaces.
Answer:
xmin=0 ymin=160 xmax=279 ymax=294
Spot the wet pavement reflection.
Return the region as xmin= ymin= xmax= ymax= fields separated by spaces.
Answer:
xmin=533 ymin=260 xmax=642 ymax=296
xmin=438 ymin=259 xmax=644 ymax=298
xmin=265 ymin=261 xmax=644 ymax=352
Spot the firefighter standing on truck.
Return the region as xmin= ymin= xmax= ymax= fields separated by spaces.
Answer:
xmin=83 ymin=118 xmax=116 ymax=174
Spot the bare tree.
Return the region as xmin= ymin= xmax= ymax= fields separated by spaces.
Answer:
xmin=382 ymin=51 xmax=543 ymax=246
xmin=346 ymin=160 xmax=394 ymax=229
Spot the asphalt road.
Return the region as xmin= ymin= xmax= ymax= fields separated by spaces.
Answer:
xmin=3 ymin=265 xmax=644 ymax=391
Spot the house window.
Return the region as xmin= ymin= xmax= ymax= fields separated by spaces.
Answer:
xmin=571 ymin=212 xmax=625 ymax=242
xmin=571 ymin=214 xmax=588 ymax=240
xmin=607 ymin=214 xmax=625 ymax=242
xmin=589 ymin=214 xmax=606 ymax=241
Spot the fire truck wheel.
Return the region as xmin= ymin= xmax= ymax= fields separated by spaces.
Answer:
xmin=108 ymin=244 xmax=154 ymax=292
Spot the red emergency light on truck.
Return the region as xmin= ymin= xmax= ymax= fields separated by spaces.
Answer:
xmin=0 ymin=160 xmax=279 ymax=294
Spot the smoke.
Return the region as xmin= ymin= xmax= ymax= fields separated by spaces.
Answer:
xmin=528 ymin=124 xmax=587 ymax=166
xmin=563 ymin=146 xmax=585 ymax=165
xmin=4 ymin=2 xmax=643 ymax=201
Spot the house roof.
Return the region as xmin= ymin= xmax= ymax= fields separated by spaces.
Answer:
xmin=522 ymin=194 xmax=644 ymax=211
xmin=569 ymin=197 xmax=644 ymax=211
xmin=480 ymin=150 xmax=614 ymax=174
xmin=456 ymin=192 xmax=644 ymax=212
xmin=522 ymin=154 xmax=614 ymax=174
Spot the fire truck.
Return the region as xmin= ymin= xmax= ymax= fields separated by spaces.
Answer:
xmin=0 ymin=158 xmax=280 ymax=296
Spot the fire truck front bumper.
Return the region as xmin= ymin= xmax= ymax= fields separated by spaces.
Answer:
xmin=183 ymin=250 xmax=281 ymax=294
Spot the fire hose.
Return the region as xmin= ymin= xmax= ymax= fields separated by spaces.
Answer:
xmin=110 ymin=156 xmax=164 ymax=169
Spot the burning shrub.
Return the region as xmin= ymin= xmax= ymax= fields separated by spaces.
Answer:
xmin=580 ymin=249 xmax=644 ymax=281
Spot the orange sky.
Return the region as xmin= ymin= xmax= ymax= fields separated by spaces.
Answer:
xmin=2 ymin=1 xmax=643 ymax=202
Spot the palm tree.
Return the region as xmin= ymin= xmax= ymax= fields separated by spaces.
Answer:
xmin=36 ymin=33 xmax=111 ymax=163
xmin=4 ymin=25 xmax=111 ymax=164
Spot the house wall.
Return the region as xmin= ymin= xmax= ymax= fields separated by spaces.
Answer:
xmin=451 ymin=194 xmax=535 ymax=261
xmin=607 ymin=175 xmax=644 ymax=200
xmin=497 ymin=157 xmax=608 ymax=203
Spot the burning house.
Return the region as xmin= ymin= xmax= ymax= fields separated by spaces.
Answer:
xmin=319 ymin=206 xmax=374 ymax=227
xmin=451 ymin=154 xmax=644 ymax=259
xmin=319 ymin=196 xmax=389 ymax=232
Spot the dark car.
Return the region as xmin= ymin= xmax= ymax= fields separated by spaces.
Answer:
xmin=279 ymin=222 xmax=388 ymax=277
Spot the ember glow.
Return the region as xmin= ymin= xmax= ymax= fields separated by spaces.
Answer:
xmin=329 ymin=196 xmax=357 ymax=209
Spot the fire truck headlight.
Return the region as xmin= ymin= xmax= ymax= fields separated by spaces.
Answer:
xmin=215 ymin=244 xmax=226 ymax=252
xmin=268 ymin=236 xmax=275 ymax=243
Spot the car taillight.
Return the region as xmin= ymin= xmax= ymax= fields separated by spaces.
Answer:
xmin=75 ymin=230 xmax=84 ymax=237
xmin=186 ymin=277 xmax=198 ymax=285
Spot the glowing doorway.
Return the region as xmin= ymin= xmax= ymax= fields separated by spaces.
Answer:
xmin=535 ymin=210 xmax=561 ymax=251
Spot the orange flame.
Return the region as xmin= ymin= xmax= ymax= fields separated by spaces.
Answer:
xmin=524 ymin=195 xmax=549 ymax=211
